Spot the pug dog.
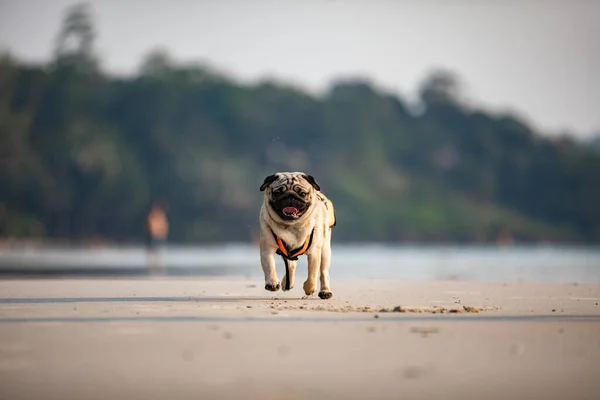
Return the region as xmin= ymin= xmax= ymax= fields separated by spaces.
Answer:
xmin=259 ymin=172 xmax=336 ymax=299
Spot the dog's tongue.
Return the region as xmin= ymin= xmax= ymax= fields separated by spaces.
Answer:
xmin=283 ymin=207 xmax=299 ymax=216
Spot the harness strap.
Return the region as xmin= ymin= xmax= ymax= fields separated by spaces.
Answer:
xmin=271 ymin=229 xmax=314 ymax=261
xmin=316 ymin=192 xmax=336 ymax=228
xmin=271 ymin=229 xmax=315 ymax=291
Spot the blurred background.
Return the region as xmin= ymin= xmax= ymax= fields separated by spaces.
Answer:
xmin=0 ymin=0 xmax=599 ymax=281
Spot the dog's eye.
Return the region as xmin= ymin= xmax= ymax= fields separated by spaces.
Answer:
xmin=273 ymin=188 xmax=283 ymax=196
xmin=299 ymin=192 xmax=307 ymax=198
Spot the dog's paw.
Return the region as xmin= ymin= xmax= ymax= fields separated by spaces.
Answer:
xmin=318 ymin=291 xmax=333 ymax=300
xmin=303 ymin=281 xmax=316 ymax=296
xmin=265 ymin=282 xmax=281 ymax=292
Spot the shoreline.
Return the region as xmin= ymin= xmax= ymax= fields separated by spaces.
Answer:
xmin=3 ymin=237 xmax=600 ymax=250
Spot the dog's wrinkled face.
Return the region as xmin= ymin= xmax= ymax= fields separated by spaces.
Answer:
xmin=260 ymin=172 xmax=321 ymax=221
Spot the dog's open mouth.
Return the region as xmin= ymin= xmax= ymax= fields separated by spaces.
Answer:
xmin=282 ymin=207 xmax=299 ymax=217
xmin=271 ymin=196 xmax=308 ymax=220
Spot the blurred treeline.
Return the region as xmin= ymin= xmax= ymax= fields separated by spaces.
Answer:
xmin=1 ymin=4 xmax=599 ymax=245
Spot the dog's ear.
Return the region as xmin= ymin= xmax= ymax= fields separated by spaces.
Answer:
xmin=260 ymin=174 xmax=278 ymax=191
xmin=302 ymin=174 xmax=321 ymax=191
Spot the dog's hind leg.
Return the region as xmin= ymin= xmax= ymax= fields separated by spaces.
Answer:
xmin=281 ymin=258 xmax=297 ymax=291
xmin=318 ymin=236 xmax=333 ymax=299
xmin=303 ymin=249 xmax=321 ymax=296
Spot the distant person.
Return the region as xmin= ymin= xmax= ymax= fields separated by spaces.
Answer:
xmin=146 ymin=200 xmax=169 ymax=248
xmin=145 ymin=200 xmax=169 ymax=274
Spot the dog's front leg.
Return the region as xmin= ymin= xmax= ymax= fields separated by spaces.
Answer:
xmin=318 ymin=237 xmax=333 ymax=299
xmin=260 ymin=249 xmax=280 ymax=292
xmin=281 ymin=259 xmax=297 ymax=291
xmin=303 ymin=248 xmax=322 ymax=296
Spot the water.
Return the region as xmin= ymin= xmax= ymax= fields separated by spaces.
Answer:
xmin=1 ymin=244 xmax=599 ymax=283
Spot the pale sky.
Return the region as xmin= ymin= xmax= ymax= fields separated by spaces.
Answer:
xmin=1 ymin=0 xmax=599 ymax=137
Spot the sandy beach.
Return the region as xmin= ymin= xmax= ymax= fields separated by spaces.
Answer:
xmin=1 ymin=277 xmax=599 ymax=399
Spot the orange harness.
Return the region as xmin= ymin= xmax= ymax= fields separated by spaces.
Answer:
xmin=272 ymin=230 xmax=314 ymax=262
xmin=272 ymin=229 xmax=314 ymax=291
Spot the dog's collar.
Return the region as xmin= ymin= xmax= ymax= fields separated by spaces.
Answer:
xmin=271 ymin=229 xmax=315 ymax=261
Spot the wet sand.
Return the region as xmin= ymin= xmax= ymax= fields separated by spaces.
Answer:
xmin=1 ymin=277 xmax=599 ymax=399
